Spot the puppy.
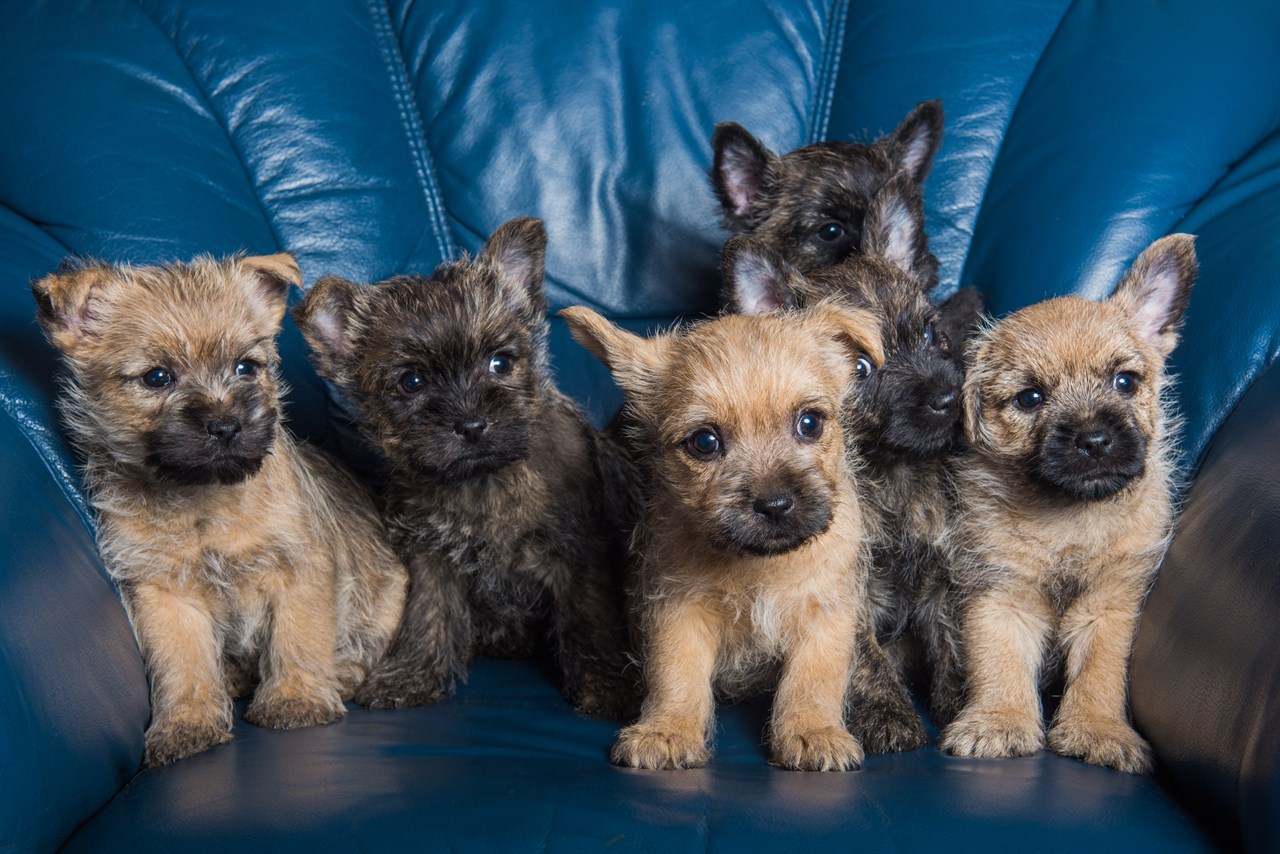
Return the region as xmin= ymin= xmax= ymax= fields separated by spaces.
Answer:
xmin=31 ymin=254 xmax=408 ymax=767
xmin=293 ymin=218 xmax=639 ymax=718
xmin=722 ymin=174 xmax=967 ymax=726
xmin=563 ymin=301 xmax=915 ymax=770
xmin=939 ymin=235 xmax=1197 ymax=774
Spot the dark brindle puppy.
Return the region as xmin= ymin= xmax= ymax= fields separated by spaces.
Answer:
xmin=294 ymin=218 xmax=639 ymax=719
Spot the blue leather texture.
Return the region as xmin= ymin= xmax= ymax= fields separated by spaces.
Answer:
xmin=0 ymin=0 xmax=1277 ymax=850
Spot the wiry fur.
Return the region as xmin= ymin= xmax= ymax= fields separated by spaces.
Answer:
xmin=293 ymin=218 xmax=640 ymax=719
xmin=938 ymin=235 xmax=1197 ymax=774
xmin=562 ymin=303 xmax=925 ymax=770
xmin=31 ymin=254 xmax=408 ymax=767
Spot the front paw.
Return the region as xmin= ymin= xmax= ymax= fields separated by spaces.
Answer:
xmin=244 ymin=686 xmax=344 ymax=730
xmin=851 ymin=698 xmax=928 ymax=754
xmin=565 ymin=669 xmax=643 ymax=721
xmin=941 ymin=708 xmax=1044 ymax=759
xmin=352 ymin=664 xmax=454 ymax=709
xmin=771 ymin=726 xmax=864 ymax=771
xmin=611 ymin=721 xmax=709 ymax=770
xmin=1048 ymin=717 xmax=1153 ymax=774
xmin=144 ymin=717 xmax=232 ymax=767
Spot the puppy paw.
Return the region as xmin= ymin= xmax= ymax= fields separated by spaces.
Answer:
xmin=771 ymin=726 xmax=864 ymax=771
xmin=143 ymin=717 xmax=232 ymax=767
xmin=610 ymin=722 xmax=709 ymax=770
xmin=941 ymin=709 xmax=1044 ymax=759
xmin=353 ymin=666 xmax=452 ymax=710
xmin=244 ymin=687 xmax=344 ymax=730
xmin=1048 ymin=717 xmax=1153 ymax=774
xmin=565 ymin=671 xmax=643 ymax=721
xmin=850 ymin=700 xmax=928 ymax=754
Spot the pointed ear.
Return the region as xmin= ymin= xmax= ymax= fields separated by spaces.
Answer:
xmin=479 ymin=217 xmax=547 ymax=317
xmin=806 ymin=302 xmax=885 ymax=382
xmin=720 ymin=235 xmax=804 ymax=314
xmin=862 ymin=173 xmax=927 ymax=277
xmin=1110 ymin=234 xmax=1198 ymax=357
xmin=293 ymin=275 xmax=361 ymax=382
xmin=711 ymin=122 xmax=777 ymax=230
xmin=558 ymin=306 xmax=671 ymax=403
xmin=884 ymin=99 xmax=944 ymax=184
xmin=30 ymin=259 xmax=110 ymax=353
xmin=240 ymin=252 xmax=303 ymax=327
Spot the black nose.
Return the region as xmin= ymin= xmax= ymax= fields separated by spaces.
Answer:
xmin=928 ymin=389 xmax=959 ymax=413
xmin=1075 ymin=429 xmax=1114 ymax=458
xmin=454 ymin=417 xmax=488 ymax=444
xmin=752 ymin=493 xmax=795 ymax=521
xmin=207 ymin=416 xmax=242 ymax=444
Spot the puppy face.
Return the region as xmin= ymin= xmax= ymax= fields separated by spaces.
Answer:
xmin=723 ymin=174 xmax=963 ymax=463
xmin=711 ymin=99 xmax=942 ymax=279
xmin=965 ymin=235 xmax=1198 ymax=501
xmin=31 ymin=254 xmax=300 ymax=486
xmin=294 ymin=218 xmax=549 ymax=483
xmin=562 ymin=304 xmax=882 ymax=557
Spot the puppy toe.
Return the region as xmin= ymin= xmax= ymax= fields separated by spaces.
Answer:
xmin=144 ymin=717 xmax=232 ymax=767
xmin=353 ymin=666 xmax=452 ymax=710
xmin=244 ymin=687 xmax=345 ymax=730
xmin=851 ymin=701 xmax=928 ymax=754
xmin=771 ymin=726 xmax=864 ymax=771
xmin=941 ymin=709 xmax=1044 ymax=759
xmin=610 ymin=723 xmax=709 ymax=770
xmin=1048 ymin=718 xmax=1153 ymax=774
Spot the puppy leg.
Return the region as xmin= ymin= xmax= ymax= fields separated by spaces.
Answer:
xmin=611 ymin=600 xmax=718 ymax=769
xmin=551 ymin=561 xmax=639 ymax=720
xmin=129 ymin=580 xmax=231 ymax=767
xmin=847 ymin=627 xmax=927 ymax=753
xmin=354 ymin=551 xmax=471 ymax=709
xmin=941 ymin=581 xmax=1051 ymax=759
xmin=771 ymin=604 xmax=863 ymax=771
xmin=1048 ymin=578 xmax=1152 ymax=774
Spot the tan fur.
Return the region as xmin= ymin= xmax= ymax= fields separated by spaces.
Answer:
xmin=563 ymin=303 xmax=886 ymax=771
xmin=940 ymin=235 xmax=1196 ymax=774
xmin=32 ymin=255 xmax=407 ymax=767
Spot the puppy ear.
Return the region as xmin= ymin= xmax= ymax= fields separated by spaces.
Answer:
xmin=293 ymin=275 xmax=361 ymax=382
xmin=558 ymin=306 xmax=671 ymax=404
xmin=240 ymin=252 xmax=303 ymax=327
xmin=479 ymin=217 xmax=548 ymax=317
xmin=1110 ymin=234 xmax=1198 ymax=357
xmin=711 ymin=122 xmax=777 ymax=231
xmin=30 ymin=259 xmax=111 ymax=353
xmin=936 ymin=286 xmax=986 ymax=355
xmin=961 ymin=332 xmax=995 ymax=448
xmin=806 ymin=301 xmax=885 ymax=380
xmin=883 ymin=99 xmax=944 ymax=184
xmin=862 ymin=173 xmax=927 ymax=277
xmin=721 ymin=235 xmax=803 ymax=314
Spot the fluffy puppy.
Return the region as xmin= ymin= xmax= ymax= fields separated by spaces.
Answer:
xmin=722 ymin=174 xmax=967 ymax=724
xmin=563 ymin=302 xmax=916 ymax=770
xmin=939 ymin=235 xmax=1197 ymax=773
xmin=293 ymin=218 xmax=638 ymax=718
xmin=31 ymin=254 xmax=408 ymax=767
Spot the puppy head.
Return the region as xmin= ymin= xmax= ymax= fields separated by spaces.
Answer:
xmin=294 ymin=217 xmax=549 ymax=483
xmin=723 ymin=175 xmax=965 ymax=463
xmin=711 ymin=99 xmax=942 ymax=278
xmin=31 ymin=253 xmax=300 ymax=485
xmin=964 ymin=235 xmax=1197 ymax=501
xmin=562 ymin=303 xmax=883 ymax=557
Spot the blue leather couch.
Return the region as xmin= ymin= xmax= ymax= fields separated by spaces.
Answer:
xmin=2 ymin=1 xmax=1277 ymax=850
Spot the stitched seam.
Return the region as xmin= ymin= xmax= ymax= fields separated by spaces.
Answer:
xmin=807 ymin=0 xmax=850 ymax=144
xmin=367 ymin=0 xmax=456 ymax=262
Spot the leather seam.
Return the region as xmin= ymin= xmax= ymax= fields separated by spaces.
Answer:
xmin=0 ymin=400 xmax=95 ymax=536
xmin=366 ymin=0 xmax=457 ymax=264
xmin=808 ymin=0 xmax=850 ymax=144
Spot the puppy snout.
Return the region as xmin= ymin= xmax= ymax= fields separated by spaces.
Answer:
xmin=206 ymin=416 xmax=242 ymax=444
xmin=752 ymin=493 xmax=795 ymax=521
xmin=928 ymin=388 xmax=958 ymax=414
xmin=454 ymin=416 xmax=489 ymax=444
xmin=1074 ymin=428 xmax=1114 ymax=458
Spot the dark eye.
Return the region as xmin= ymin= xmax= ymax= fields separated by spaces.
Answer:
xmin=488 ymin=354 xmax=513 ymax=375
xmin=854 ymin=355 xmax=876 ymax=380
xmin=686 ymin=429 xmax=722 ymax=460
xmin=795 ymin=411 xmax=824 ymax=441
xmin=1113 ymin=371 xmax=1139 ymax=396
xmin=399 ymin=370 xmax=426 ymax=394
xmin=234 ymin=360 xmax=257 ymax=377
xmin=817 ymin=222 xmax=847 ymax=242
xmin=923 ymin=322 xmax=937 ymax=347
xmin=142 ymin=367 xmax=173 ymax=389
xmin=1014 ymin=388 xmax=1044 ymax=411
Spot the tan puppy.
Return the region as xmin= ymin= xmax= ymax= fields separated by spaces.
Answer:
xmin=32 ymin=254 xmax=407 ymax=767
xmin=563 ymin=302 xmax=897 ymax=771
xmin=939 ymin=235 xmax=1197 ymax=773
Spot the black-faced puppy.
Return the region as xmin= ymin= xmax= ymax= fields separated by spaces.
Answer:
xmin=293 ymin=218 xmax=638 ymax=718
xmin=31 ymin=254 xmax=408 ymax=767
xmin=939 ymin=235 xmax=1197 ymax=774
xmin=563 ymin=302 xmax=918 ymax=770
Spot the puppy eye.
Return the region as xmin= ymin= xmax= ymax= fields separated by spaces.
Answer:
xmin=817 ymin=222 xmax=847 ymax=242
xmin=399 ymin=370 xmax=426 ymax=394
xmin=1113 ymin=371 xmax=1139 ymax=396
xmin=141 ymin=367 xmax=174 ymax=389
xmin=1013 ymin=388 xmax=1044 ymax=412
xmin=488 ymin=353 xmax=514 ymax=376
xmin=234 ymin=360 xmax=258 ymax=378
xmin=795 ymin=411 xmax=824 ymax=441
xmin=685 ymin=429 xmax=722 ymax=460
xmin=923 ymin=322 xmax=941 ymax=348
xmin=854 ymin=355 xmax=876 ymax=380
